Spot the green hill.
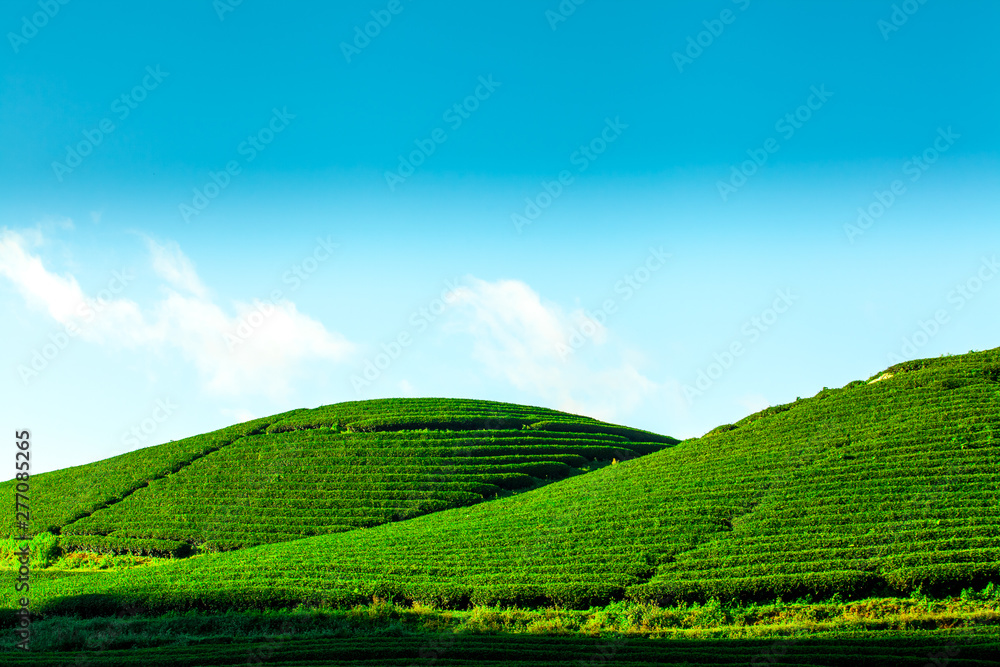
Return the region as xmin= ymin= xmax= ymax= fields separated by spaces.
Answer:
xmin=18 ymin=349 xmax=999 ymax=616
xmin=0 ymin=411 xmax=301 ymax=544
xmin=1 ymin=398 xmax=674 ymax=555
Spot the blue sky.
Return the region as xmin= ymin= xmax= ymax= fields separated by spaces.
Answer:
xmin=2 ymin=1 xmax=998 ymax=476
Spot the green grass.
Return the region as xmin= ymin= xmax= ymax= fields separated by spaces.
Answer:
xmin=5 ymin=590 xmax=1000 ymax=648
xmin=1 ymin=593 xmax=999 ymax=665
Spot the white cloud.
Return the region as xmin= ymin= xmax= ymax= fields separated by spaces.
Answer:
xmin=0 ymin=228 xmax=142 ymax=330
xmin=0 ymin=229 xmax=355 ymax=399
xmin=147 ymin=238 xmax=207 ymax=298
xmin=445 ymin=276 xmax=663 ymax=422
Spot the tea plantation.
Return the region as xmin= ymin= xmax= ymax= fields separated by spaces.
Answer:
xmin=13 ymin=349 xmax=998 ymax=617
xmin=0 ymin=411 xmax=303 ymax=543
xmin=1 ymin=398 xmax=674 ymax=554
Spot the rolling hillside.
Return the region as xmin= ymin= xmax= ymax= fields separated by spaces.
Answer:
xmin=19 ymin=349 xmax=999 ymax=616
xmin=2 ymin=398 xmax=674 ymax=554
xmin=0 ymin=411 xmax=303 ymax=543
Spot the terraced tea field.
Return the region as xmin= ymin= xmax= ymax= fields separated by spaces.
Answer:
xmin=1 ymin=399 xmax=673 ymax=554
xmin=6 ymin=349 xmax=996 ymax=618
xmin=2 ymin=351 xmax=998 ymax=666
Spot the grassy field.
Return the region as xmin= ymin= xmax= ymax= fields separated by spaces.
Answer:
xmin=2 ymin=590 xmax=999 ymax=664
xmin=2 ymin=350 xmax=998 ymax=664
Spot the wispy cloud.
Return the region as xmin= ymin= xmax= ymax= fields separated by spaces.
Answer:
xmin=0 ymin=228 xmax=144 ymax=333
xmin=445 ymin=276 xmax=667 ymax=421
xmin=146 ymin=237 xmax=208 ymax=299
xmin=0 ymin=229 xmax=355 ymax=399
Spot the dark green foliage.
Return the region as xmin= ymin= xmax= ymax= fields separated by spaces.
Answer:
xmin=886 ymin=356 xmax=955 ymax=375
xmin=527 ymin=420 xmax=678 ymax=447
xmin=735 ymin=402 xmax=795 ymax=425
xmin=344 ymin=415 xmax=540 ymax=432
xmin=0 ymin=630 xmax=997 ymax=666
xmin=263 ymin=398 xmax=599 ymax=434
xmin=57 ymin=535 xmax=192 ymax=558
xmin=703 ymin=424 xmax=737 ymax=437
xmin=0 ymin=532 xmax=60 ymax=567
